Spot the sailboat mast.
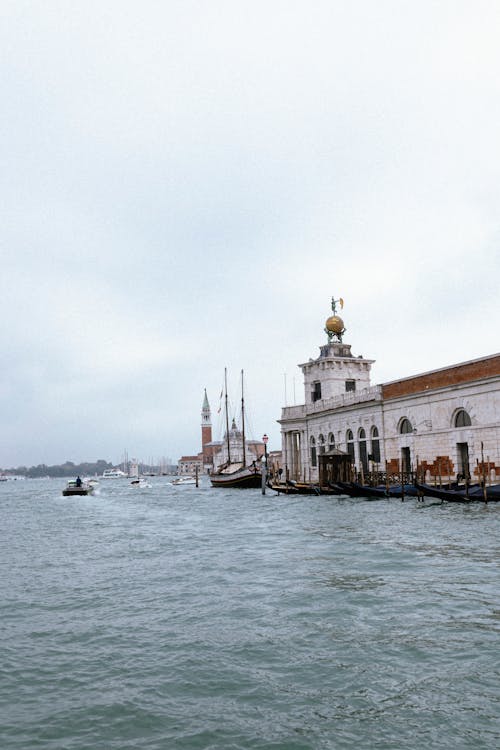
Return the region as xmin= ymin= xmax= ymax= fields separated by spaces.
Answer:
xmin=241 ymin=369 xmax=246 ymax=467
xmin=224 ymin=368 xmax=231 ymax=464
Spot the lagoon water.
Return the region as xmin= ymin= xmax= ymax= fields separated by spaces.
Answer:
xmin=1 ymin=478 xmax=499 ymax=749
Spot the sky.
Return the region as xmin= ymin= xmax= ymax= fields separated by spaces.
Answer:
xmin=1 ymin=0 xmax=499 ymax=468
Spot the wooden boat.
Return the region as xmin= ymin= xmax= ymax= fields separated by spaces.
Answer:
xmin=415 ymin=482 xmax=500 ymax=502
xmin=62 ymin=479 xmax=95 ymax=496
xmin=210 ymin=461 xmax=262 ymax=489
xmin=267 ymin=479 xmax=340 ymax=496
xmin=330 ymin=481 xmax=389 ymax=499
xmin=386 ymin=483 xmax=419 ymax=498
xmin=209 ymin=369 xmax=262 ymax=489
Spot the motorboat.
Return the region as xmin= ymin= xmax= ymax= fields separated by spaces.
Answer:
xmin=171 ymin=476 xmax=197 ymax=485
xmin=62 ymin=479 xmax=95 ymax=496
xmin=130 ymin=478 xmax=152 ymax=488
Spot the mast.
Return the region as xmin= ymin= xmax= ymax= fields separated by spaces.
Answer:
xmin=241 ymin=369 xmax=246 ymax=467
xmin=224 ymin=368 xmax=231 ymax=464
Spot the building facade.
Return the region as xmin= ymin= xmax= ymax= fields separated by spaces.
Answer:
xmin=279 ymin=300 xmax=500 ymax=484
xmin=177 ymin=455 xmax=203 ymax=475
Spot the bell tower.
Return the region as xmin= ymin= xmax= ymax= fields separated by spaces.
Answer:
xmin=201 ymin=389 xmax=213 ymax=467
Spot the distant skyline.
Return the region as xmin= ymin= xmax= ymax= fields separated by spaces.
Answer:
xmin=2 ymin=1 xmax=499 ymax=467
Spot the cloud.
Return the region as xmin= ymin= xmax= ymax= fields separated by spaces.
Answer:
xmin=1 ymin=1 xmax=499 ymax=466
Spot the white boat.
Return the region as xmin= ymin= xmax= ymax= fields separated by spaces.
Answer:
xmin=102 ymin=469 xmax=127 ymax=479
xmin=171 ymin=476 xmax=197 ymax=485
xmin=130 ymin=478 xmax=152 ymax=488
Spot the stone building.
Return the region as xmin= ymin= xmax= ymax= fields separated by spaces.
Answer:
xmin=278 ymin=298 xmax=500 ymax=484
xmin=177 ymin=455 xmax=203 ymax=476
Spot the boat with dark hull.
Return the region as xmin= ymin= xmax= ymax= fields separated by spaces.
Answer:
xmin=210 ymin=462 xmax=262 ymax=489
xmin=267 ymin=479 xmax=341 ymax=495
xmin=62 ymin=479 xmax=95 ymax=497
xmin=209 ymin=369 xmax=262 ymax=489
xmin=415 ymin=482 xmax=500 ymax=502
xmin=331 ymin=481 xmax=389 ymax=499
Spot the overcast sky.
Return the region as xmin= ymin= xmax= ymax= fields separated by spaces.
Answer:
xmin=2 ymin=1 xmax=499 ymax=468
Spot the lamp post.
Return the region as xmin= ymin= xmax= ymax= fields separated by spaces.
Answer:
xmin=261 ymin=434 xmax=269 ymax=495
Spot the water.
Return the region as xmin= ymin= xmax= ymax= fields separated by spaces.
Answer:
xmin=1 ymin=479 xmax=499 ymax=749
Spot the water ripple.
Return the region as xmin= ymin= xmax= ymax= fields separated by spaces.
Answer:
xmin=1 ymin=479 xmax=499 ymax=749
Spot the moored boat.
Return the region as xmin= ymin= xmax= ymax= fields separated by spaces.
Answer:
xmin=209 ymin=369 xmax=262 ymax=489
xmin=415 ymin=481 xmax=500 ymax=502
xmin=267 ymin=479 xmax=340 ymax=495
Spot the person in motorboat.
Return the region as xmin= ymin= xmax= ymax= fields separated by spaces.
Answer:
xmin=75 ymin=476 xmax=82 ymax=487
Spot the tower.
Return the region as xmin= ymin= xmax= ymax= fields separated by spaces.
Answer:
xmin=300 ymin=297 xmax=374 ymax=402
xmin=201 ymin=389 xmax=213 ymax=467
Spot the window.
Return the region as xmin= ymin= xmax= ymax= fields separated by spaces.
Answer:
xmin=311 ymin=381 xmax=322 ymax=402
xmin=358 ymin=429 xmax=368 ymax=473
xmin=370 ymin=426 xmax=381 ymax=463
xmin=455 ymin=409 xmax=471 ymax=427
xmin=400 ymin=418 xmax=413 ymax=434
xmin=346 ymin=429 xmax=355 ymax=461
xmin=310 ymin=437 xmax=317 ymax=467
xmin=328 ymin=432 xmax=335 ymax=451
xmin=345 ymin=380 xmax=356 ymax=392
xmin=318 ymin=434 xmax=325 ymax=455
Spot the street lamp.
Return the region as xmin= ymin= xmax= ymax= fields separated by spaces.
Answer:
xmin=261 ymin=434 xmax=269 ymax=495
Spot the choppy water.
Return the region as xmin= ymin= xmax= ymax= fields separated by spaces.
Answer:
xmin=1 ymin=478 xmax=499 ymax=749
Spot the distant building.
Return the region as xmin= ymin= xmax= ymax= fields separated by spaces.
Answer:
xmin=177 ymin=390 xmax=216 ymax=474
xmin=207 ymin=419 xmax=265 ymax=471
xmin=201 ymin=389 xmax=215 ymax=471
xmin=279 ymin=297 xmax=500 ymax=483
xmin=177 ymin=455 xmax=203 ymax=476
xmin=177 ymin=389 xmax=267 ymax=474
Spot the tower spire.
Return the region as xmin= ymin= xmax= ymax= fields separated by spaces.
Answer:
xmin=201 ymin=389 xmax=213 ymax=469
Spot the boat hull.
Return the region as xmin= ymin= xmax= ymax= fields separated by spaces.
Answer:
xmin=210 ymin=466 xmax=262 ymax=489
xmin=62 ymin=485 xmax=94 ymax=496
xmin=268 ymin=480 xmax=340 ymax=496
xmin=415 ymin=482 xmax=500 ymax=502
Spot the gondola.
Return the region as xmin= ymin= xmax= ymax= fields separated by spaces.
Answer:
xmin=329 ymin=481 xmax=390 ymax=499
xmin=414 ymin=482 xmax=500 ymax=502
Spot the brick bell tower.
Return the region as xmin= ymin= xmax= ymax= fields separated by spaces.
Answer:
xmin=201 ymin=389 xmax=213 ymax=468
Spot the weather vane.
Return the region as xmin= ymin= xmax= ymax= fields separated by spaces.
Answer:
xmin=324 ymin=295 xmax=346 ymax=342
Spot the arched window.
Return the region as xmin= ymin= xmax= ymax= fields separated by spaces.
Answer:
xmin=318 ymin=434 xmax=325 ymax=455
xmin=455 ymin=409 xmax=471 ymax=427
xmin=371 ymin=426 xmax=381 ymax=463
xmin=310 ymin=436 xmax=317 ymax=468
xmin=346 ymin=429 xmax=355 ymax=461
xmin=328 ymin=432 xmax=335 ymax=451
xmin=358 ymin=428 xmax=368 ymax=473
xmin=400 ymin=418 xmax=413 ymax=434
